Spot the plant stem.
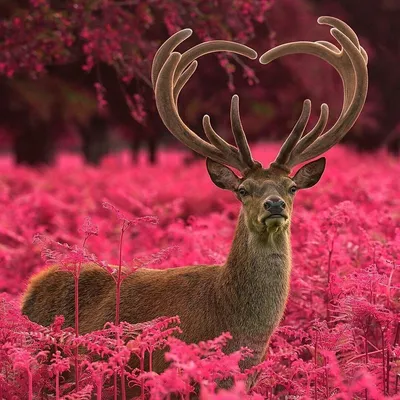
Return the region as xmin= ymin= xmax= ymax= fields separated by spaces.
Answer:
xmin=314 ymin=335 xmax=318 ymax=400
xmin=348 ymin=349 xmax=381 ymax=363
xmin=140 ymin=350 xmax=145 ymax=400
xmin=324 ymin=356 xmax=329 ymax=398
xmin=119 ymin=328 xmax=126 ymax=400
xmin=326 ymin=237 xmax=335 ymax=323
xmin=365 ymin=334 xmax=368 ymax=400
xmin=27 ymin=368 xmax=33 ymax=400
xmin=387 ymin=263 xmax=395 ymax=308
xmin=97 ymin=379 xmax=102 ymax=400
xmin=386 ymin=346 xmax=390 ymax=395
xmin=381 ymin=328 xmax=386 ymax=395
xmin=115 ymin=228 xmax=125 ymax=326
xmin=114 ymin=374 xmax=118 ymax=400
xmin=149 ymin=349 xmax=153 ymax=372
xmin=56 ymin=371 xmax=60 ymax=400
xmin=74 ymin=264 xmax=80 ymax=392
xmin=115 ymin=227 xmax=126 ymax=400
xmin=394 ymin=323 xmax=400 ymax=347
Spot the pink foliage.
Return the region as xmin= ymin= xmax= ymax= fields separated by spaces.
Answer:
xmin=0 ymin=144 xmax=399 ymax=398
xmin=0 ymin=0 xmax=273 ymax=122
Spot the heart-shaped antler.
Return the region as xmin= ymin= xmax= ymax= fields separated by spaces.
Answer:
xmin=152 ymin=29 xmax=260 ymax=174
xmin=262 ymin=16 xmax=368 ymax=170
xmin=152 ymin=16 xmax=368 ymax=174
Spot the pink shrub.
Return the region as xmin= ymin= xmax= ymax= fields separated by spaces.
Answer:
xmin=0 ymin=144 xmax=399 ymax=398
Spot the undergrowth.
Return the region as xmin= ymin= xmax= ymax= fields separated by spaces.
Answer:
xmin=0 ymin=145 xmax=399 ymax=399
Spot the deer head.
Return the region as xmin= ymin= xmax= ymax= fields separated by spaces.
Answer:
xmin=152 ymin=16 xmax=368 ymax=237
xmin=206 ymin=156 xmax=326 ymax=235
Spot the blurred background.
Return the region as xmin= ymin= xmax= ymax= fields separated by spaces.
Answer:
xmin=0 ymin=0 xmax=399 ymax=166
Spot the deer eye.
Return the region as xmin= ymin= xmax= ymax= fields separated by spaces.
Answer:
xmin=238 ymin=188 xmax=248 ymax=196
xmin=289 ymin=186 xmax=298 ymax=195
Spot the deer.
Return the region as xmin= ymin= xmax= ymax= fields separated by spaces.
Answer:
xmin=22 ymin=16 xmax=368 ymax=380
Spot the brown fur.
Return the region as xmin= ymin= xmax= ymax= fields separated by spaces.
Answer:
xmin=22 ymin=161 xmax=325 ymax=376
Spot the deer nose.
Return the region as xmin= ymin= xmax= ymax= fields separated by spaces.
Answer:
xmin=264 ymin=197 xmax=286 ymax=212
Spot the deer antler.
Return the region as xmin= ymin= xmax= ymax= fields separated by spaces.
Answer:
xmin=153 ymin=17 xmax=367 ymax=174
xmin=261 ymin=16 xmax=368 ymax=170
xmin=152 ymin=29 xmax=260 ymax=173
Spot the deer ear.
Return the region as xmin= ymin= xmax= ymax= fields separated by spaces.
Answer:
xmin=206 ymin=158 xmax=240 ymax=191
xmin=292 ymin=157 xmax=326 ymax=189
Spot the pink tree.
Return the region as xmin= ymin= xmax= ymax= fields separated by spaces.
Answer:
xmin=0 ymin=0 xmax=275 ymax=164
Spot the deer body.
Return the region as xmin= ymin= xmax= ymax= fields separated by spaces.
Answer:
xmin=23 ymin=209 xmax=291 ymax=371
xmin=22 ymin=16 xmax=368 ymax=383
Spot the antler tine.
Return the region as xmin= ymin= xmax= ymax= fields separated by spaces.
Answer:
xmin=151 ymin=29 xmax=258 ymax=95
xmin=319 ymin=16 xmax=360 ymax=48
xmin=173 ymin=60 xmax=198 ymax=102
xmin=153 ymin=31 xmax=259 ymax=173
xmin=230 ymin=95 xmax=258 ymax=168
xmin=260 ymin=16 xmax=368 ymax=170
xmin=200 ymin=98 xmax=257 ymax=171
xmin=174 ymin=41 xmax=257 ymax=84
xmin=260 ymin=39 xmax=354 ymax=112
xmin=151 ymin=29 xmax=193 ymax=90
xmin=317 ymin=41 xmax=340 ymax=53
xmin=202 ymin=115 xmax=238 ymax=153
xmin=289 ymin=21 xmax=368 ymax=167
xmin=294 ymin=103 xmax=329 ymax=155
xmin=274 ymin=99 xmax=311 ymax=167
xmin=360 ymin=47 xmax=368 ymax=63
xmin=155 ymin=52 xmax=240 ymax=169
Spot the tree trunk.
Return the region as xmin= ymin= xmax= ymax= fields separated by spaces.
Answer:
xmin=148 ymin=137 xmax=158 ymax=164
xmin=14 ymin=121 xmax=55 ymax=166
xmin=130 ymin=137 xmax=141 ymax=164
xmin=80 ymin=115 xmax=110 ymax=165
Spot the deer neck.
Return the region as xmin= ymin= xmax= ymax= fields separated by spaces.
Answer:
xmin=219 ymin=210 xmax=292 ymax=346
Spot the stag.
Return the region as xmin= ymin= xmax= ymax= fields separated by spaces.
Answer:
xmin=22 ymin=17 xmax=368 ymax=378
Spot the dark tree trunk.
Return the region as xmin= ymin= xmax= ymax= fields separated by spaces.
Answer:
xmin=148 ymin=137 xmax=158 ymax=164
xmin=385 ymin=130 xmax=400 ymax=155
xmin=130 ymin=137 xmax=141 ymax=164
xmin=14 ymin=121 xmax=55 ymax=166
xmin=80 ymin=115 xmax=110 ymax=165
xmin=129 ymin=137 xmax=159 ymax=164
